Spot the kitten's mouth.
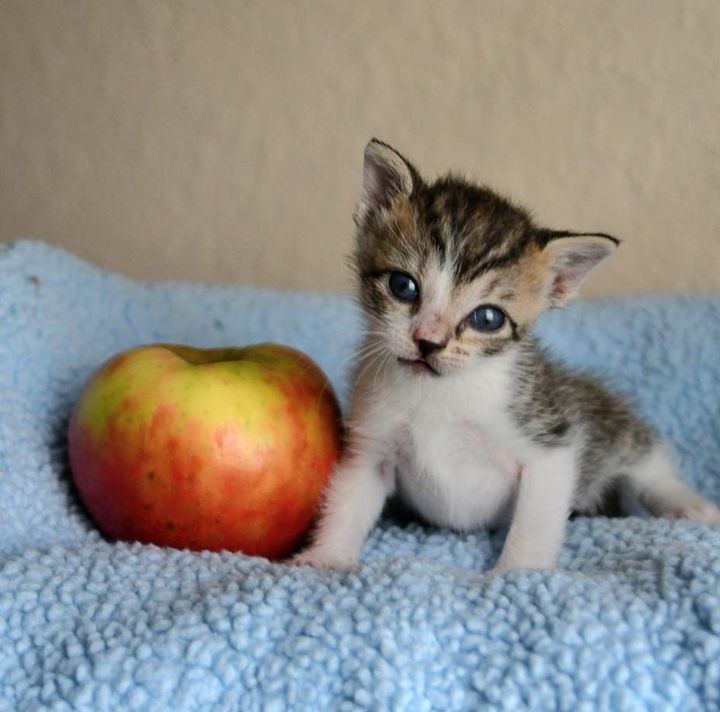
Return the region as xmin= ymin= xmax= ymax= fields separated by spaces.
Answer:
xmin=397 ymin=357 xmax=440 ymax=377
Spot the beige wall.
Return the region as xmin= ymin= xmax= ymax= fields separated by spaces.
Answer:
xmin=2 ymin=1 xmax=719 ymax=296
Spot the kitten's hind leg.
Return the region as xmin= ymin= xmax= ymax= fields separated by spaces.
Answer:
xmin=625 ymin=443 xmax=720 ymax=525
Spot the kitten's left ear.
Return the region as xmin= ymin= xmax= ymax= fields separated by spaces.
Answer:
xmin=540 ymin=231 xmax=620 ymax=307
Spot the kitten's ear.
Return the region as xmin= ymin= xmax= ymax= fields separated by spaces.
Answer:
xmin=540 ymin=231 xmax=620 ymax=307
xmin=356 ymin=139 xmax=418 ymax=222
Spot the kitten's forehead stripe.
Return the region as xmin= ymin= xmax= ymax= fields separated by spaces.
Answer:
xmin=461 ymin=239 xmax=530 ymax=284
xmin=416 ymin=193 xmax=447 ymax=265
xmin=411 ymin=177 xmax=537 ymax=286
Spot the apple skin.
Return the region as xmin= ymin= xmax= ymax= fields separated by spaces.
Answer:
xmin=68 ymin=343 xmax=343 ymax=559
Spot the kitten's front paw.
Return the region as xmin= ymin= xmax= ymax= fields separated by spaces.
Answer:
xmin=671 ymin=497 xmax=720 ymax=526
xmin=486 ymin=564 xmax=509 ymax=577
xmin=487 ymin=558 xmax=518 ymax=576
xmin=490 ymin=553 xmax=557 ymax=574
xmin=488 ymin=561 xmax=523 ymax=576
xmin=289 ymin=547 xmax=358 ymax=572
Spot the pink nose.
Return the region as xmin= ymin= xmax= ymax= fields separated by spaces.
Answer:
xmin=412 ymin=318 xmax=449 ymax=356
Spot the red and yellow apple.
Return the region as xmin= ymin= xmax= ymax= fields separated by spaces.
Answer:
xmin=68 ymin=343 xmax=343 ymax=559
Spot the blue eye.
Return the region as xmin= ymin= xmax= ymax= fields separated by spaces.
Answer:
xmin=388 ymin=272 xmax=419 ymax=303
xmin=468 ymin=305 xmax=506 ymax=332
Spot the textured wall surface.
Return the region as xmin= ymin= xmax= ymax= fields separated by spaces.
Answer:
xmin=2 ymin=1 xmax=719 ymax=295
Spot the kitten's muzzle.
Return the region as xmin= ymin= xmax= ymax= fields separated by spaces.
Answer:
xmin=397 ymin=336 xmax=447 ymax=376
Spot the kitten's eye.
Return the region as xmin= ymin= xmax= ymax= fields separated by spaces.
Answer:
xmin=388 ymin=272 xmax=419 ymax=303
xmin=468 ymin=305 xmax=506 ymax=332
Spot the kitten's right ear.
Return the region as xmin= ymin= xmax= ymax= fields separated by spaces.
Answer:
xmin=539 ymin=231 xmax=620 ymax=307
xmin=356 ymin=139 xmax=418 ymax=223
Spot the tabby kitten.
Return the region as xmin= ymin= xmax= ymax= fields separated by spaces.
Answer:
xmin=294 ymin=139 xmax=720 ymax=573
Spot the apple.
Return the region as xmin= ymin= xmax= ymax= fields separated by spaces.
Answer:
xmin=68 ymin=343 xmax=343 ymax=559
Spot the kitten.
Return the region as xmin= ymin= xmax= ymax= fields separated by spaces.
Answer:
xmin=293 ymin=139 xmax=720 ymax=573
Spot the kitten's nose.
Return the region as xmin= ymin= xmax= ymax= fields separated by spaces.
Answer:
xmin=416 ymin=338 xmax=447 ymax=357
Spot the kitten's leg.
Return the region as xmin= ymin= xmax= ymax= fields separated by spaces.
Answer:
xmin=626 ymin=443 xmax=720 ymax=524
xmin=493 ymin=448 xmax=576 ymax=572
xmin=291 ymin=453 xmax=395 ymax=570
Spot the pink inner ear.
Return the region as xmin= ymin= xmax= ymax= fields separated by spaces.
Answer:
xmin=551 ymin=256 xmax=595 ymax=299
xmin=363 ymin=163 xmax=389 ymax=210
xmin=551 ymin=272 xmax=570 ymax=298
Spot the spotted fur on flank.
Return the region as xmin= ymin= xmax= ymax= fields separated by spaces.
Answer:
xmin=293 ymin=139 xmax=720 ymax=573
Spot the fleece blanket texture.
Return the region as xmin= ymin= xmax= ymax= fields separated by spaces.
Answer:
xmin=1 ymin=240 xmax=720 ymax=712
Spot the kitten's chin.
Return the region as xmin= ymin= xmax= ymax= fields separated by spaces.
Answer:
xmin=397 ymin=357 xmax=441 ymax=377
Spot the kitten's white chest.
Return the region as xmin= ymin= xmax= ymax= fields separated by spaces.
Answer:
xmin=393 ymin=396 xmax=520 ymax=531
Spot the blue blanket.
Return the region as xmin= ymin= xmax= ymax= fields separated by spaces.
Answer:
xmin=1 ymin=240 xmax=720 ymax=711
